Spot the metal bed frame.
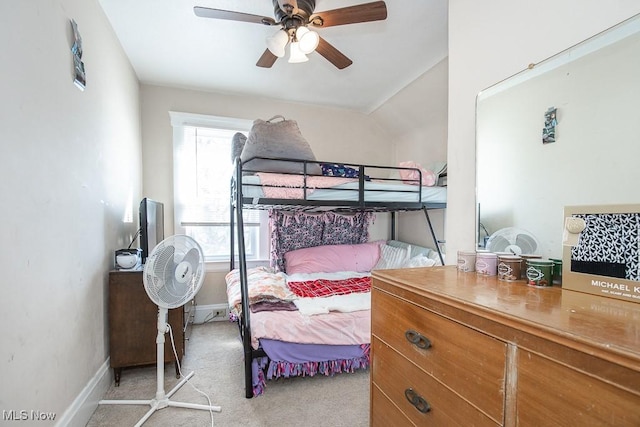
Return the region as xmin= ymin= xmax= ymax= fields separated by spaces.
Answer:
xmin=229 ymin=157 xmax=445 ymax=398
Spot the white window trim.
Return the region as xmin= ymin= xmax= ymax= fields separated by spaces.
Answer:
xmin=169 ymin=111 xmax=253 ymax=132
xmin=169 ymin=111 xmax=270 ymax=266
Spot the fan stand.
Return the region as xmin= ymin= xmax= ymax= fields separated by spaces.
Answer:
xmin=99 ymin=307 xmax=221 ymax=427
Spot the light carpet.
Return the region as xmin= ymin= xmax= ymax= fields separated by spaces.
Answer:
xmin=87 ymin=320 xmax=370 ymax=427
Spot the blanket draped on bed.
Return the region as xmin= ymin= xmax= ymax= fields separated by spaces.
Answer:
xmin=269 ymin=210 xmax=374 ymax=272
xmin=256 ymin=172 xmax=356 ymax=199
xmin=288 ymin=276 xmax=371 ymax=298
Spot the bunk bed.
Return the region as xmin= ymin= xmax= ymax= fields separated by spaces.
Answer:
xmin=229 ymin=156 xmax=447 ymax=398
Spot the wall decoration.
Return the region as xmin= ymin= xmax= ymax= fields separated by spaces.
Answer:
xmin=71 ymin=19 xmax=85 ymax=91
xmin=542 ymin=107 xmax=557 ymax=143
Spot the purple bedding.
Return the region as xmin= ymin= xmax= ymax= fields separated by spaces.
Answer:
xmin=251 ymin=339 xmax=370 ymax=396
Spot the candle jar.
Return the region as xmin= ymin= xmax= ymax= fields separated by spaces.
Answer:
xmin=549 ymin=258 xmax=563 ymax=286
xmin=526 ymin=259 xmax=554 ymax=287
xmin=520 ymin=254 xmax=542 ymax=279
xmin=498 ymin=255 xmax=522 ymax=281
xmin=476 ymin=251 xmax=498 ymax=276
xmin=457 ymin=250 xmax=476 ymax=272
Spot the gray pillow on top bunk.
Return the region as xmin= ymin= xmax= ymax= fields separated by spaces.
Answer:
xmin=240 ymin=116 xmax=322 ymax=175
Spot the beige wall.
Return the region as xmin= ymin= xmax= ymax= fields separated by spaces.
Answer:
xmin=0 ymin=0 xmax=141 ymax=424
xmin=372 ymin=58 xmax=449 ymax=249
xmin=446 ymin=0 xmax=640 ymax=263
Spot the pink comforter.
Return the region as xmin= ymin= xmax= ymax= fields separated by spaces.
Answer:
xmin=249 ymin=309 xmax=370 ymax=349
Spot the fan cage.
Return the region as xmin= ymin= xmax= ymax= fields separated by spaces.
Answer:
xmin=486 ymin=227 xmax=540 ymax=255
xmin=143 ymin=235 xmax=205 ymax=309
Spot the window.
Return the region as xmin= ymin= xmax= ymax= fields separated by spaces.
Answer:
xmin=170 ymin=112 xmax=268 ymax=263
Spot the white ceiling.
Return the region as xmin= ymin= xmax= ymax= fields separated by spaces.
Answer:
xmin=98 ymin=0 xmax=448 ymax=113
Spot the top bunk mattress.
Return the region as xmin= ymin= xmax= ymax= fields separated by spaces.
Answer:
xmin=239 ymin=174 xmax=447 ymax=205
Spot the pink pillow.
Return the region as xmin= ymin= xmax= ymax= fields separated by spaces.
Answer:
xmin=284 ymin=242 xmax=381 ymax=274
xmin=398 ymin=161 xmax=437 ymax=186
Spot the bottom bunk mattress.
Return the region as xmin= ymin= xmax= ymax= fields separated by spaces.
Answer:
xmin=249 ymin=307 xmax=371 ymax=396
xmin=248 ymin=306 xmax=371 ymax=350
xmin=226 ymin=268 xmax=372 ymax=396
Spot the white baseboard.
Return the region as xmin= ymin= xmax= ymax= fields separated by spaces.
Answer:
xmin=192 ymin=303 xmax=229 ymax=324
xmin=55 ymin=358 xmax=111 ymax=427
xmin=54 ymin=304 xmax=228 ymax=426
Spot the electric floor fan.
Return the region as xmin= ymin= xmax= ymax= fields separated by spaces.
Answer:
xmin=486 ymin=227 xmax=539 ymax=255
xmin=99 ymin=235 xmax=220 ymax=426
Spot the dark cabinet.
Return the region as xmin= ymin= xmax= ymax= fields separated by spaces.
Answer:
xmin=108 ymin=270 xmax=184 ymax=385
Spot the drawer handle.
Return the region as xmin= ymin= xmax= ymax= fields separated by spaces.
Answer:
xmin=405 ymin=388 xmax=431 ymax=414
xmin=405 ymin=329 xmax=432 ymax=350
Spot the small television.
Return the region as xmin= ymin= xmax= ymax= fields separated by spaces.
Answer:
xmin=139 ymin=198 xmax=164 ymax=263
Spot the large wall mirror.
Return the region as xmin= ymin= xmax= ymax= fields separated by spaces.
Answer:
xmin=476 ymin=13 xmax=640 ymax=259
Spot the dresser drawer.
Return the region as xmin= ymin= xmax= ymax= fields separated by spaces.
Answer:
xmin=372 ymin=337 xmax=499 ymax=427
xmin=517 ymin=350 xmax=640 ymax=426
xmin=372 ymin=288 xmax=506 ymax=422
xmin=371 ymin=383 xmax=415 ymax=427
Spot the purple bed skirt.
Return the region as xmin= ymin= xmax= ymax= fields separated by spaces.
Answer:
xmin=251 ymin=339 xmax=370 ymax=396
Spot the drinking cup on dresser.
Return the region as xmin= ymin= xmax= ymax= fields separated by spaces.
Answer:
xmin=475 ymin=251 xmax=498 ymax=276
xmin=520 ymin=254 xmax=542 ymax=280
xmin=497 ymin=255 xmax=522 ymax=281
xmin=457 ymin=250 xmax=476 ymax=272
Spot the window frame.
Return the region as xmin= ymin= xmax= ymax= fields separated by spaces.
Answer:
xmin=169 ymin=111 xmax=269 ymax=268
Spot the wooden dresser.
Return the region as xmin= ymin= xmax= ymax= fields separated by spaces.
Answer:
xmin=108 ymin=270 xmax=184 ymax=385
xmin=370 ymin=266 xmax=640 ymax=426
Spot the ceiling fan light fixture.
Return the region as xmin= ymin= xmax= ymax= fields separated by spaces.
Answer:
xmin=266 ymin=29 xmax=289 ymax=57
xmin=295 ymin=26 xmax=319 ymax=54
xmin=288 ymin=41 xmax=308 ymax=63
xmin=194 ymin=0 xmax=389 ymax=69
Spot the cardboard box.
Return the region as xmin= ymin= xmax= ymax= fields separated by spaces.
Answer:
xmin=562 ymin=204 xmax=640 ymax=304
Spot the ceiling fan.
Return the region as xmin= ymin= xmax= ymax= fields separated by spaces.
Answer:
xmin=194 ymin=0 xmax=387 ymax=69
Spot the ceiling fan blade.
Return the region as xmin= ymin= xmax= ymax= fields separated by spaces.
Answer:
xmin=310 ymin=1 xmax=387 ymax=28
xmin=256 ymin=49 xmax=279 ymax=68
xmin=316 ymin=37 xmax=353 ymax=69
xmin=194 ymin=6 xmax=277 ymax=25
